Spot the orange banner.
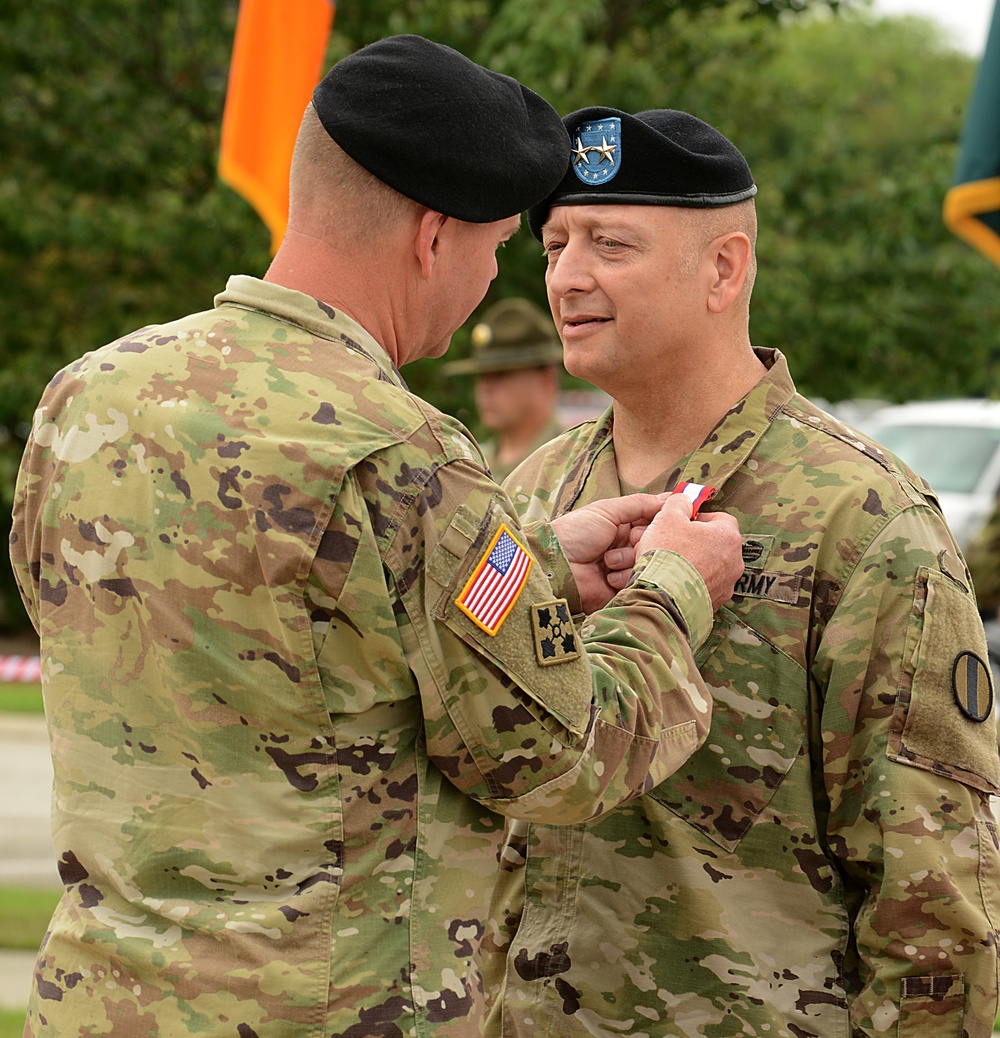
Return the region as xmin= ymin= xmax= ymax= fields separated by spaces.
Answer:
xmin=219 ymin=0 xmax=335 ymax=253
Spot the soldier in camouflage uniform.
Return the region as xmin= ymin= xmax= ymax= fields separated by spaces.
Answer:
xmin=485 ymin=108 xmax=1000 ymax=1037
xmin=9 ymin=45 xmax=746 ymax=1038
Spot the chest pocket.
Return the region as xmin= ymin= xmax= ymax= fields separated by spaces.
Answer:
xmin=648 ymin=607 xmax=807 ymax=851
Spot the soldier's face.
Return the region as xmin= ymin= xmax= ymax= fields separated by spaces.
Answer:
xmin=541 ymin=204 xmax=706 ymax=395
xmin=475 ymin=367 xmax=552 ymax=433
xmin=421 ymin=215 xmax=522 ymax=362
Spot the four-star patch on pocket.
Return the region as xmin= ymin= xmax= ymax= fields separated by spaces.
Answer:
xmin=531 ymin=599 xmax=581 ymax=666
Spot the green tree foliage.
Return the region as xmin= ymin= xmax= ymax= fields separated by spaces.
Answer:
xmin=0 ymin=0 xmax=261 ymax=628
xmin=739 ymin=13 xmax=1000 ymax=403
xmin=0 ymin=0 xmax=994 ymax=630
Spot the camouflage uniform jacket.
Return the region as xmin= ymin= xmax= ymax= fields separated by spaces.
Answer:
xmin=10 ymin=276 xmax=717 ymax=1038
xmin=487 ymin=349 xmax=1000 ymax=1037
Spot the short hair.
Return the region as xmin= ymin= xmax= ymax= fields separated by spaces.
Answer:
xmin=676 ymin=199 xmax=757 ymax=306
xmin=288 ymin=103 xmax=425 ymax=246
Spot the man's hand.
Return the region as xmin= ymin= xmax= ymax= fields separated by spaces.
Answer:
xmin=550 ymin=493 xmax=670 ymax=613
xmin=633 ymin=496 xmax=743 ymax=610
xmin=551 ymin=493 xmax=743 ymax=613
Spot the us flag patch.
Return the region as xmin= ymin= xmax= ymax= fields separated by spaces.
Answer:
xmin=456 ymin=524 xmax=533 ymax=635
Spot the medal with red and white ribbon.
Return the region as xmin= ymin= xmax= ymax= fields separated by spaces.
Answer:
xmin=672 ymin=481 xmax=716 ymax=517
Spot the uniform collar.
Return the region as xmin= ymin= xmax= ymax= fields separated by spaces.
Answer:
xmin=680 ymin=347 xmax=795 ymax=494
xmin=214 ymin=275 xmax=407 ymax=390
xmin=556 ymin=348 xmax=796 ymax=510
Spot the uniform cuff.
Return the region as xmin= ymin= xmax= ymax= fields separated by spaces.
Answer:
xmin=522 ymin=521 xmax=583 ymax=617
xmin=631 ymin=549 xmax=713 ymax=649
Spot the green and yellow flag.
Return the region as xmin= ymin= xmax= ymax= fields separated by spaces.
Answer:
xmin=219 ymin=0 xmax=335 ymax=253
xmin=944 ymin=1 xmax=1000 ymax=266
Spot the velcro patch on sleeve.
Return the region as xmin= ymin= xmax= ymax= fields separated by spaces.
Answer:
xmin=455 ymin=523 xmax=533 ymax=636
xmin=531 ymin=599 xmax=582 ymax=666
xmin=889 ymin=568 xmax=1000 ymax=793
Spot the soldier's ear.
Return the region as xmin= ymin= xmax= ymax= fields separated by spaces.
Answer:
xmin=414 ymin=210 xmax=449 ymax=279
xmin=706 ymin=232 xmax=751 ymax=314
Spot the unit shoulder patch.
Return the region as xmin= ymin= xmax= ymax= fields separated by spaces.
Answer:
xmin=531 ymin=599 xmax=581 ymax=666
xmin=952 ymin=650 xmax=994 ymax=722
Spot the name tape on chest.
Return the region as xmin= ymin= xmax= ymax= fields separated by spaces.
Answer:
xmin=456 ymin=524 xmax=533 ymax=636
xmin=733 ymin=569 xmax=802 ymax=604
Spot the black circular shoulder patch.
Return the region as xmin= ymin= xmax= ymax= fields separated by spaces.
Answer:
xmin=952 ymin=650 xmax=994 ymax=722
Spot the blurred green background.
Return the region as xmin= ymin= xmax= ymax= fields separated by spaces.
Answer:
xmin=1 ymin=0 xmax=997 ymax=633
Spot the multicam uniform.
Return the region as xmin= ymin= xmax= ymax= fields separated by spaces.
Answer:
xmin=487 ymin=349 xmax=1000 ymax=1038
xmin=10 ymin=276 xmax=717 ymax=1038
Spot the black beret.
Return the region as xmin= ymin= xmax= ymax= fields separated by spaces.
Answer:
xmin=313 ymin=34 xmax=571 ymax=223
xmin=527 ymin=107 xmax=756 ymax=239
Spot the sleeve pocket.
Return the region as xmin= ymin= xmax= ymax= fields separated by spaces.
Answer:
xmin=888 ymin=567 xmax=1000 ymax=795
xmin=898 ymin=974 xmax=964 ymax=1038
xmin=427 ymin=501 xmax=592 ymax=738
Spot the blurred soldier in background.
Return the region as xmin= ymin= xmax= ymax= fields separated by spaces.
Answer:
xmin=444 ymin=298 xmax=564 ymax=482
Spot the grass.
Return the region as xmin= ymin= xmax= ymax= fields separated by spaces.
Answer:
xmin=0 ymin=888 xmax=57 ymax=952
xmin=0 ymin=886 xmax=54 ymax=1036
xmin=0 ymin=681 xmax=45 ymax=1032
xmin=0 ymin=684 xmax=46 ymax=1031
xmin=0 ymin=687 xmax=44 ymax=1031
xmin=0 ymin=1009 xmax=24 ymax=1038
xmin=0 ymin=684 xmax=42 ymax=715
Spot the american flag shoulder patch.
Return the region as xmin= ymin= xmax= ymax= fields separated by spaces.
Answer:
xmin=456 ymin=524 xmax=534 ymax=636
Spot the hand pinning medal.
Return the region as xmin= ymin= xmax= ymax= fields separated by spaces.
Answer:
xmin=672 ymin=481 xmax=716 ymax=518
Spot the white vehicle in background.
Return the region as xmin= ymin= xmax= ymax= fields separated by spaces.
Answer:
xmin=861 ymin=399 xmax=1000 ymax=552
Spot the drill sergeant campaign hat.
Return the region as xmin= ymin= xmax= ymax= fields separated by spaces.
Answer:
xmin=442 ymin=298 xmax=563 ymax=376
xmin=313 ymin=34 xmax=571 ymax=223
xmin=527 ymin=106 xmax=757 ymax=240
